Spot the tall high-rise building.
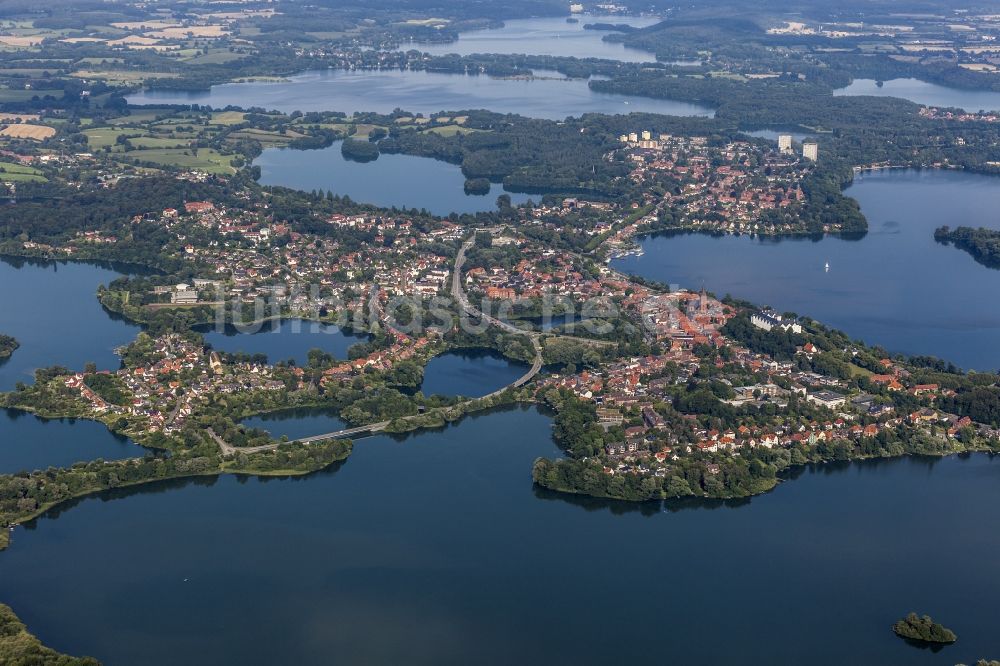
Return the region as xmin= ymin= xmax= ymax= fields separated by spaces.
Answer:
xmin=778 ymin=134 xmax=793 ymax=154
xmin=802 ymin=141 xmax=819 ymax=161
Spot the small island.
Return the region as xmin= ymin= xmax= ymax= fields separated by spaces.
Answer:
xmin=934 ymin=226 xmax=1000 ymax=269
xmin=464 ymin=177 xmax=491 ymax=195
xmin=892 ymin=613 xmax=957 ymax=645
xmin=0 ymin=335 xmax=17 ymax=361
xmin=340 ymin=138 xmax=380 ymax=163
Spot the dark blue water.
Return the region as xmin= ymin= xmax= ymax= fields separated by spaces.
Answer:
xmin=125 ymin=69 xmax=715 ymax=120
xmin=613 ymin=169 xmax=1000 ymax=370
xmin=2 ymin=406 xmax=999 ymax=665
xmin=406 ymin=15 xmax=661 ymax=62
xmin=0 ymin=258 xmax=140 ymax=391
xmin=834 ymin=78 xmax=1000 ymax=113
xmin=240 ymin=407 xmax=347 ymax=441
xmin=0 ymin=408 xmax=142 ymax=474
xmin=419 ymin=349 xmax=528 ymax=397
xmin=201 ymin=319 xmax=369 ymax=366
xmin=254 ymin=143 xmax=532 ymax=215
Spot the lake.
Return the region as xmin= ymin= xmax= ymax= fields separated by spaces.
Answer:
xmin=125 ymin=69 xmax=715 ymax=120
xmin=2 ymin=406 xmax=999 ymax=665
xmin=404 ymin=15 xmax=661 ymax=62
xmin=201 ymin=319 xmax=369 ymax=366
xmin=419 ymin=349 xmax=528 ymax=397
xmin=254 ymin=142 xmax=532 ymax=215
xmin=834 ymin=78 xmax=1000 ymax=113
xmin=0 ymin=408 xmax=142 ymax=474
xmin=0 ymin=258 xmax=140 ymax=392
xmin=240 ymin=407 xmax=347 ymax=441
xmin=612 ymin=169 xmax=1000 ymax=370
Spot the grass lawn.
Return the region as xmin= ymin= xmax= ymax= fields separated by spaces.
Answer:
xmin=848 ymin=363 xmax=873 ymax=379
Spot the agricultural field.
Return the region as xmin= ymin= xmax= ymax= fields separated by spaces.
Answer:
xmin=127 ymin=136 xmax=193 ymax=149
xmin=0 ymin=124 xmax=56 ymax=140
xmin=209 ymin=111 xmax=247 ymax=126
xmin=0 ymin=89 xmax=62 ymax=102
xmin=0 ymin=113 xmax=38 ymax=122
xmin=182 ymin=50 xmax=246 ymax=65
xmin=71 ymin=70 xmax=179 ymax=84
xmin=420 ymin=124 xmax=479 ymax=137
xmin=0 ymin=161 xmax=46 ymax=182
xmin=120 ymin=147 xmax=237 ymax=174
xmin=83 ymin=127 xmax=143 ymax=148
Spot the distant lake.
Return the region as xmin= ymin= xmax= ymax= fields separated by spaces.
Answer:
xmin=126 ymin=69 xmax=715 ymax=120
xmin=834 ymin=78 xmax=1000 ymax=113
xmin=742 ymin=128 xmax=818 ymax=144
xmin=404 ymin=15 xmax=661 ymax=62
xmin=200 ymin=319 xmax=369 ymax=366
xmin=419 ymin=349 xmax=529 ymax=397
xmin=0 ymin=408 xmax=142 ymax=474
xmin=0 ymin=258 xmax=140 ymax=391
xmin=613 ymin=169 xmax=1000 ymax=370
xmin=254 ymin=142 xmax=531 ymax=215
xmin=4 ymin=406 xmax=1000 ymax=665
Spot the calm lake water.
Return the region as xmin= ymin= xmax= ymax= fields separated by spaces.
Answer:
xmin=834 ymin=78 xmax=1000 ymax=113
xmin=0 ymin=408 xmax=141 ymax=474
xmin=254 ymin=143 xmax=531 ymax=215
xmin=613 ymin=169 xmax=1000 ymax=370
xmin=0 ymin=258 xmax=140 ymax=391
xmin=2 ymin=406 xmax=999 ymax=665
xmin=241 ymin=407 xmax=347 ymax=441
xmin=126 ymin=69 xmax=715 ymax=120
xmin=405 ymin=15 xmax=661 ymax=62
xmin=201 ymin=319 xmax=369 ymax=366
xmin=419 ymin=349 xmax=528 ymax=397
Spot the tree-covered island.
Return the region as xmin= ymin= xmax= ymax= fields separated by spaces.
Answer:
xmin=892 ymin=613 xmax=957 ymax=645
xmin=0 ymin=336 xmax=17 ymax=361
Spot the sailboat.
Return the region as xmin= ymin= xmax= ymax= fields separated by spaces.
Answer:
xmin=824 ymin=261 xmax=830 ymax=272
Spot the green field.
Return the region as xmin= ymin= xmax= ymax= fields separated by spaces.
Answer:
xmin=108 ymin=109 xmax=172 ymax=125
xmin=127 ymin=136 xmax=192 ymax=149
xmin=76 ymin=57 xmax=125 ymax=66
xmin=0 ymin=89 xmax=63 ymax=102
xmin=421 ymin=124 xmax=480 ymax=137
xmin=0 ymin=160 xmax=46 ymax=182
xmin=183 ymin=50 xmax=246 ymax=65
xmin=209 ymin=111 xmax=247 ymax=126
xmin=83 ymin=127 xmax=143 ymax=148
xmin=123 ymin=147 xmax=236 ymax=174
